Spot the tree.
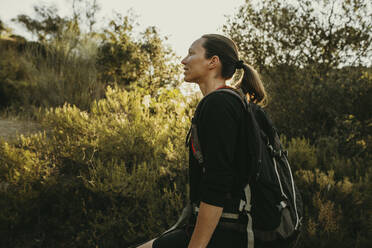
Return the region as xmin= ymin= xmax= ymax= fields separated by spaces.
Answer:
xmin=13 ymin=0 xmax=101 ymax=41
xmin=225 ymin=0 xmax=371 ymax=71
xmin=13 ymin=5 xmax=71 ymax=42
xmin=70 ymin=0 xmax=101 ymax=33
xmin=0 ymin=19 xmax=12 ymax=38
xmin=0 ymin=19 xmax=5 ymax=36
xmin=224 ymin=0 xmax=372 ymax=155
xmin=97 ymin=13 xmax=181 ymax=93
xmin=2 ymin=3 xmax=181 ymax=110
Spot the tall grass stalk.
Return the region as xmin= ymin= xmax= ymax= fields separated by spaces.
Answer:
xmin=19 ymin=23 xmax=104 ymax=110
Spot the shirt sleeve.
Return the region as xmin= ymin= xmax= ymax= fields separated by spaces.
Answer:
xmin=197 ymin=92 xmax=241 ymax=207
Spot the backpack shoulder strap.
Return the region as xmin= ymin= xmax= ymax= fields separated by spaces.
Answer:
xmin=186 ymin=87 xmax=248 ymax=164
xmin=253 ymin=105 xmax=282 ymax=151
xmin=216 ymin=87 xmax=248 ymax=110
xmin=214 ymin=88 xmax=265 ymax=183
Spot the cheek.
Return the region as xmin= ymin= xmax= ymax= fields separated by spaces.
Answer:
xmin=190 ymin=57 xmax=202 ymax=68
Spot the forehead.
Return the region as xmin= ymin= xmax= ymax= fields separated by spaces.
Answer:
xmin=189 ymin=38 xmax=206 ymax=52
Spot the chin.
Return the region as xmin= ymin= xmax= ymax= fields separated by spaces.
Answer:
xmin=183 ymin=76 xmax=193 ymax=83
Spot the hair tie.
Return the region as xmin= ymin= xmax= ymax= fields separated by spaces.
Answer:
xmin=235 ymin=60 xmax=244 ymax=69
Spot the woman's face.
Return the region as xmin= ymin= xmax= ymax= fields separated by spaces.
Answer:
xmin=181 ymin=38 xmax=210 ymax=83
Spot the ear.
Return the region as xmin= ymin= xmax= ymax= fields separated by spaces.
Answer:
xmin=208 ymin=55 xmax=220 ymax=70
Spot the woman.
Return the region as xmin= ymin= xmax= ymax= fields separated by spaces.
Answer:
xmin=138 ymin=34 xmax=266 ymax=248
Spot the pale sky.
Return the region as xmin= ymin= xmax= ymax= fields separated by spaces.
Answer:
xmin=0 ymin=0 xmax=244 ymax=57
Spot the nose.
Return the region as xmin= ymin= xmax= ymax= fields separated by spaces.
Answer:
xmin=181 ymin=56 xmax=187 ymax=65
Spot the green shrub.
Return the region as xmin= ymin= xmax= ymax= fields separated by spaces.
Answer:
xmin=273 ymin=135 xmax=370 ymax=247
xmin=0 ymin=86 xmax=192 ymax=247
xmin=294 ymin=167 xmax=371 ymax=248
xmin=0 ymin=85 xmax=370 ymax=247
xmin=282 ymin=136 xmax=318 ymax=171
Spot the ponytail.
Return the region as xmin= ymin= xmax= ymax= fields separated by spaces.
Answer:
xmin=199 ymin=34 xmax=267 ymax=105
xmin=235 ymin=62 xmax=267 ymax=106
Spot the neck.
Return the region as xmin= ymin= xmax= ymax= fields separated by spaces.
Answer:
xmin=197 ymin=74 xmax=226 ymax=96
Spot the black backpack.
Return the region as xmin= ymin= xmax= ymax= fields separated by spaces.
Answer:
xmin=189 ymin=88 xmax=303 ymax=247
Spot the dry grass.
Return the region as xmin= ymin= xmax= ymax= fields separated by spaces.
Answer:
xmin=0 ymin=118 xmax=41 ymax=141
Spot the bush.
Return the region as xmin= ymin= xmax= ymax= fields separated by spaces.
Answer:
xmin=283 ymin=136 xmax=371 ymax=248
xmin=1 ymin=84 xmax=370 ymax=247
xmin=0 ymin=86 xmax=193 ymax=247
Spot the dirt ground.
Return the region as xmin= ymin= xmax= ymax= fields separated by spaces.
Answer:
xmin=0 ymin=118 xmax=41 ymax=141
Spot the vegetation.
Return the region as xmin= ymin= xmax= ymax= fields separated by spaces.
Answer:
xmin=224 ymin=0 xmax=371 ymax=247
xmin=0 ymin=4 xmax=180 ymax=111
xmin=0 ymin=0 xmax=371 ymax=247
xmin=0 ymin=86 xmax=191 ymax=247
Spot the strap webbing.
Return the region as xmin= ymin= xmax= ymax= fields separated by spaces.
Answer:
xmin=193 ymin=206 xmax=239 ymax=220
xmin=217 ymin=88 xmax=248 ymax=110
xmin=189 ymin=88 xmax=256 ymax=247
xmin=243 ymin=184 xmax=254 ymax=248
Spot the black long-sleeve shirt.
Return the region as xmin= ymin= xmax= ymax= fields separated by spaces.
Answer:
xmin=189 ymin=89 xmax=253 ymax=211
